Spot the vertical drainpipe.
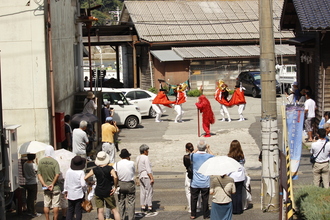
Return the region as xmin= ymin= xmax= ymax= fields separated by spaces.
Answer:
xmin=148 ymin=49 xmax=154 ymax=88
xmin=133 ymin=35 xmax=138 ymax=88
xmin=47 ymin=0 xmax=57 ymax=149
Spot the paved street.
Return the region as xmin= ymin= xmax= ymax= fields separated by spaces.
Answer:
xmin=7 ymin=94 xmax=312 ymax=220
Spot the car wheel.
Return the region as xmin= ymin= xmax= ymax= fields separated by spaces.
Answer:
xmin=125 ymin=116 xmax=139 ymax=129
xmin=252 ymin=88 xmax=258 ymax=98
xmin=149 ymin=107 xmax=157 ymax=118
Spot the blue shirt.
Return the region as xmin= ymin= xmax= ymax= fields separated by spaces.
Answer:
xmin=190 ymin=152 xmax=214 ymax=188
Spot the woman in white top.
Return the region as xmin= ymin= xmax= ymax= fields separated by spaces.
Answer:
xmin=63 ymin=156 xmax=87 ymax=220
xmin=83 ymin=91 xmax=97 ymax=114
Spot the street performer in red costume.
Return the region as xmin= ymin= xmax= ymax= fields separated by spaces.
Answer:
xmin=229 ymin=83 xmax=246 ymax=121
xmin=174 ymin=83 xmax=188 ymax=123
xmin=214 ymin=80 xmax=231 ymax=122
xmin=196 ymin=95 xmax=215 ymax=137
xmin=152 ymin=90 xmax=176 ymax=122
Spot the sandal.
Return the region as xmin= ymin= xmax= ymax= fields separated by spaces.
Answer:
xmin=190 ymin=216 xmax=196 ymax=219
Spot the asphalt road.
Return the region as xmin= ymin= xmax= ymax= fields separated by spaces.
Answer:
xmin=7 ymin=94 xmax=310 ymax=220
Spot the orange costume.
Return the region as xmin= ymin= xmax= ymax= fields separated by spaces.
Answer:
xmin=152 ymin=91 xmax=176 ymax=107
xmin=196 ymin=95 xmax=215 ymax=137
xmin=152 ymin=90 xmax=175 ymax=122
xmin=230 ymin=85 xmax=246 ymax=121
xmin=214 ymin=80 xmax=231 ymax=122
xmin=174 ymin=83 xmax=188 ymax=123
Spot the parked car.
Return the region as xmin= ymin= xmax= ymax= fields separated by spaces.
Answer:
xmin=84 ymin=88 xmax=142 ymax=128
xmin=120 ymin=88 xmax=162 ymax=118
xmin=236 ymin=71 xmax=281 ymax=98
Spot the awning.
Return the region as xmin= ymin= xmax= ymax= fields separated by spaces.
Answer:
xmin=150 ymin=50 xmax=183 ymax=62
xmin=287 ymin=36 xmax=315 ymax=45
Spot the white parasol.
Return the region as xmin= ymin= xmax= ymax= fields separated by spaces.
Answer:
xmin=54 ymin=149 xmax=76 ymax=178
xmin=19 ymin=141 xmax=50 ymax=155
xmin=198 ymin=156 xmax=242 ymax=176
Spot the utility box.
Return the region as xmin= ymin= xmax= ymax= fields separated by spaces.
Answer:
xmin=55 ymin=112 xmax=65 ymax=143
xmin=4 ymin=124 xmax=21 ymax=192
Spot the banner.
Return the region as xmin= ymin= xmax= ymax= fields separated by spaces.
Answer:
xmin=286 ymin=105 xmax=305 ymax=180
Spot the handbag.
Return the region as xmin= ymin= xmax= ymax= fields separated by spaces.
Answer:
xmin=310 ymin=140 xmax=328 ymax=164
xmin=81 ymin=199 xmax=93 ymax=212
xmin=81 ymin=186 xmax=93 ymax=212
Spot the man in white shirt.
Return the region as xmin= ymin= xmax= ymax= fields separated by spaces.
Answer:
xmin=310 ymin=129 xmax=330 ymax=188
xmin=72 ymin=120 xmax=89 ymax=158
xmin=304 ymin=92 xmax=316 ymax=142
xmin=115 ymin=149 xmax=135 ymax=220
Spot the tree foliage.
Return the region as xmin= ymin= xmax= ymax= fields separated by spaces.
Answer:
xmin=80 ymin=0 xmax=124 ymax=25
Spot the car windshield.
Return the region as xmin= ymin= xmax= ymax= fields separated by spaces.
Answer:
xmin=253 ymin=74 xmax=261 ymax=83
xmin=103 ymin=92 xmax=130 ymax=105
xmin=252 ymin=73 xmax=280 ymax=84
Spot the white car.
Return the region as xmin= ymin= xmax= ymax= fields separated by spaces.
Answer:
xmin=120 ymin=88 xmax=163 ymax=117
xmin=84 ymin=88 xmax=142 ymax=128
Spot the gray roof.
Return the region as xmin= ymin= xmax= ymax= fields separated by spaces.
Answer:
xmin=171 ymin=44 xmax=295 ymax=59
xmin=124 ymin=0 xmax=294 ymax=43
xmin=150 ymin=50 xmax=183 ymax=62
xmin=293 ymin=0 xmax=330 ymax=30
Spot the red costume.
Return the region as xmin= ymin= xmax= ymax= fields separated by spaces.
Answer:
xmin=229 ymin=87 xmax=246 ymax=106
xmin=196 ymin=95 xmax=215 ymax=137
xmin=152 ymin=91 xmax=175 ymax=107
xmin=176 ymin=90 xmax=187 ymax=105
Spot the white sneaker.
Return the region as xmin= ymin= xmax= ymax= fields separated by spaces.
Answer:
xmin=86 ymin=156 xmax=92 ymax=161
xmin=221 ymin=118 xmax=225 ymax=121
xmin=228 ymin=118 xmax=231 ymax=122
xmin=238 ymin=118 xmax=243 ymax=121
xmin=155 ymin=120 xmax=162 ymax=122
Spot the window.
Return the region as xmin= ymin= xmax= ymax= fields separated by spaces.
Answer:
xmin=103 ymin=92 xmax=129 ymax=105
xmin=125 ymin=91 xmax=135 ymax=100
xmin=136 ymin=91 xmax=150 ymax=99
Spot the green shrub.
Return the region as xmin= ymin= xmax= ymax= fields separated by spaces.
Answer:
xmin=187 ymin=89 xmax=202 ymax=97
xmin=294 ymin=185 xmax=330 ymax=220
xmin=148 ymin=87 xmax=157 ymax=94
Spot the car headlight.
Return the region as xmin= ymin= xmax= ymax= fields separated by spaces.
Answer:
xmin=135 ymin=107 xmax=140 ymax=112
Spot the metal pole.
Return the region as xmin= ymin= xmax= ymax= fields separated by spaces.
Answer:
xmin=47 ymin=0 xmax=57 ymax=149
xmin=197 ymin=109 xmax=200 ymax=137
xmin=259 ymin=0 xmax=279 ymax=212
xmin=88 ymin=28 xmax=93 ymax=91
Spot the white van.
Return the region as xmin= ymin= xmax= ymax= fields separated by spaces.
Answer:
xmin=85 ymin=88 xmax=142 ymax=128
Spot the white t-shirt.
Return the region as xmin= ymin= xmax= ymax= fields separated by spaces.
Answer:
xmin=310 ymin=139 xmax=330 ymax=163
xmin=72 ymin=128 xmax=89 ymax=155
xmin=304 ymin=98 xmax=316 ymax=118
xmin=114 ymin=159 xmax=135 ymax=181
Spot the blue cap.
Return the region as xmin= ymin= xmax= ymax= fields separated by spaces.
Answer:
xmin=106 ymin=117 xmax=113 ymax=122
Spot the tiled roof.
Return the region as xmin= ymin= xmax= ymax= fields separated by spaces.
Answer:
xmin=124 ymin=0 xmax=294 ymax=43
xmin=293 ymin=0 xmax=330 ymax=30
xmin=172 ymin=44 xmax=295 ymax=59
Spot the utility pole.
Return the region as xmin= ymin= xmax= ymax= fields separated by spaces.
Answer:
xmin=259 ymin=0 xmax=279 ymax=212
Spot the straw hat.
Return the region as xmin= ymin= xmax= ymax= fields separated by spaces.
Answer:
xmin=95 ymin=151 xmax=110 ymax=166
xmin=87 ymin=91 xmax=95 ymax=99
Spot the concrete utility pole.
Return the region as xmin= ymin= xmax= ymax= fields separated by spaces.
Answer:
xmin=259 ymin=0 xmax=279 ymax=212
